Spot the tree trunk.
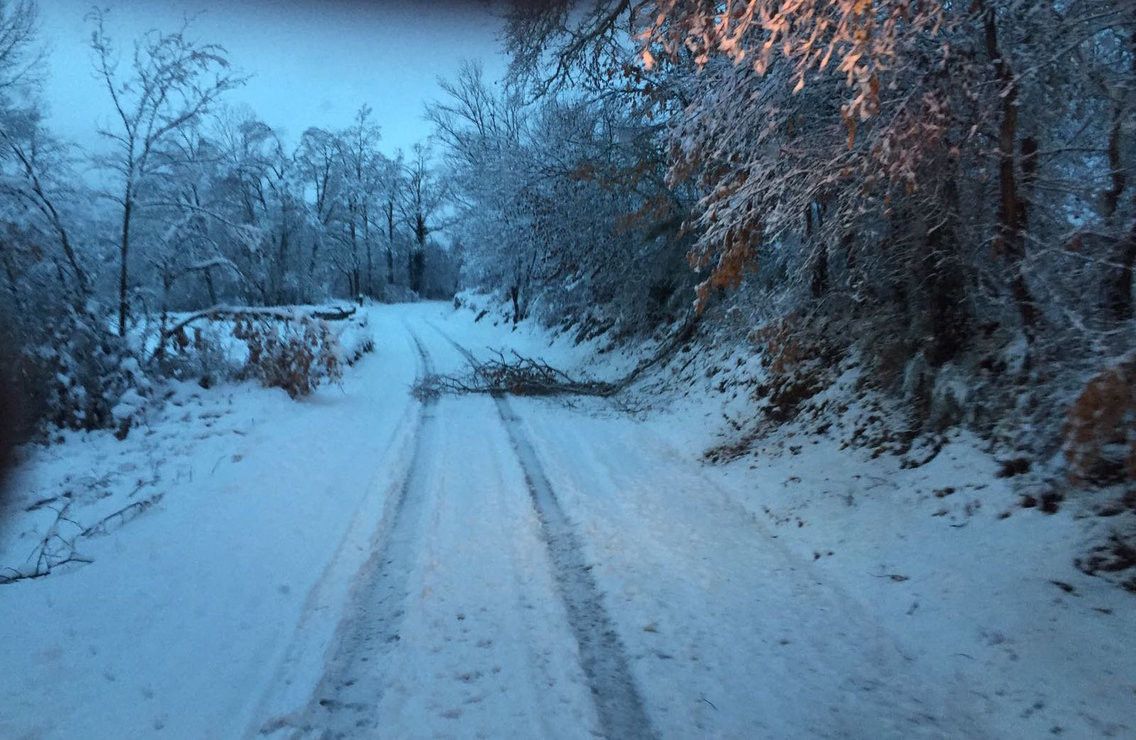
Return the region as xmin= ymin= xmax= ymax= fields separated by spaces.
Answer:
xmin=349 ymin=203 xmax=359 ymax=296
xmin=983 ymin=4 xmax=1039 ymax=334
xmin=306 ymin=231 xmax=321 ymax=306
xmin=366 ymin=249 xmax=373 ymax=297
xmin=809 ymin=247 xmax=828 ymax=300
xmin=841 ymin=230 xmax=856 ymax=281
xmin=409 ymin=250 xmax=425 ymax=295
xmin=363 ymin=203 xmax=372 ymax=297
xmin=926 ymin=177 xmax=969 ymax=367
xmin=204 ymin=267 xmax=217 ymax=306
xmin=1103 ymin=30 xmax=1135 ymax=321
xmin=1105 ymin=227 xmax=1136 ymax=321
xmin=153 ymin=268 xmax=175 ymax=363
xmin=281 ymin=219 xmax=294 ymax=304
xmin=410 ymin=212 xmax=428 ymax=295
xmin=118 ymin=195 xmax=133 ymax=336
xmin=509 ymin=284 xmax=522 ymax=324
xmin=386 ymin=201 xmax=396 ymax=285
xmin=805 ymin=203 xmax=828 ymax=299
xmin=2 ymin=250 xmax=21 ymax=311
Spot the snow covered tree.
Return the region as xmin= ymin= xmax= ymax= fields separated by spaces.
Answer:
xmin=432 ymin=56 xmax=690 ymax=328
xmin=89 ymin=9 xmax=245 ymax=335
xmin=0 ymin=0 xmax=40 ymax=98
xmin=377 ymin=149 xmax=405 ymax=289
xmin=0 ymin=107 xmax=89 ymax=304
xmin=496 ymin=0 xmax=1136 ymax=480
xmin=336 ymin=105 xmax=383 ymax=298
xmin=400 ymin=143 xmax=445 ymax=297
xmin=212 ymin=108 xmax=295 ymax=304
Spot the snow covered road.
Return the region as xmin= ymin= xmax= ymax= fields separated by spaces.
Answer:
xmin=259 ymin=311 xmax=981 ymax=738
xmin=2 ymin=303 xmax=1131 ymax=739
xmin=281 ymin=328 xmax=619 ymax=738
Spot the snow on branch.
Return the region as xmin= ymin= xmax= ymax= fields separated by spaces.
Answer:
xmin=153 ymin=303 xmax=356 ymax=357
xmin=415 ymin=349 xmax=619 ymax=400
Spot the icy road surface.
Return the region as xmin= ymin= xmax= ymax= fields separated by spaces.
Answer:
xmin=2 ymin=303 xmax=1131 ymax=739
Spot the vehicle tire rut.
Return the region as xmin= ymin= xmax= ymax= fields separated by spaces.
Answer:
xmin=428 ymin=322 xmax=655 ymax=740
xmin=289 ymin=329 xmax=439 ymax=738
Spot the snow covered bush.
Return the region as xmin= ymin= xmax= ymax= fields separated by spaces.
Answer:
xmin=233 ymin=316 xmax=343 ymax=399
xmin=0 ymin=335 xmax=21 ymax=490
xmin=11 ymin=311 xmax=149 ymax=439
xmin=750 ymin=314 xmax=843 ymax=424
xmin=333 ymin=312 xmax=375 ymax=367
xmin=1064 ymin=354 xmax=1136 ymax=488
xmin=154 ymin=321 xmax=242 ymax=389
xmin=152 ymin=307 xmax=372 ymax=401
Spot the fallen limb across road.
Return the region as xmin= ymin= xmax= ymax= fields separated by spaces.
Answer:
xmin=415 ymin=349 xmax=619 ymax=400
xmin=418 ymin=311 xmax=702 ymax=403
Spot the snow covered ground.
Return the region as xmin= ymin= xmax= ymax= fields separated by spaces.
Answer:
xmin=1 ymin=302 xmax=1132 ymax=738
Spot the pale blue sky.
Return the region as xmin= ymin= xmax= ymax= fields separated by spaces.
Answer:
xmin=37 ymin=0 xmax=507 ymax=157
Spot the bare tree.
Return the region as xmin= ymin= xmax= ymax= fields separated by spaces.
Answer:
xmin=0 ymin=0 xmax=42 ymax=97
xmin=337 ymin=105 xmax=382 ymax=298
xmin=0 ymin=110 xmax=89 ymax=301
xmin=212 ymin=108 xmax=287 ymax=303
xmin=378 ymin=149 xmax=405 ymax=287
xmin=400 ymin=143 xmax=444 ymax=296
xmin=89 ymin=9 xmax=245 ymax=335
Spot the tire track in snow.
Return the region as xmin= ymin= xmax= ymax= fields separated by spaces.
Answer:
xmin=288 ymin=328 xmax=440 ymax=738
xmin=428 ymin=322 xmax=654 ymax=740
xmin=249 ymin=344 xmax=424 ymax=737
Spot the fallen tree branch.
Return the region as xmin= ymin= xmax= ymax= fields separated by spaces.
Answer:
xmin=416 ymin=312 xmax=700 ymax=403
xmin=0 ymin=501 xmax=90 ymax=585
xmin=310 ymin=305 xmax=356 ymax=321
xmin=81 ymin=493 xmax=165 ymax=538
xmin=0 ymin=555 xmax=95 ymax=585
xmin=1 ymin=492 xmax=166 ymax=586
xmin=416 ymin=348 xmax=619 ymax=400
xmin=150 ymin=304 xmax=356 ymax=363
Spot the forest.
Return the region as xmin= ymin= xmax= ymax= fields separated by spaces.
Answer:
xmin=0 ymin=0 xmax=1131 ymax=557
xmin=1 ymin=1 xmax=1132 ymax=493
xmin=1 ymin=1 xmax=1134 ymax=736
